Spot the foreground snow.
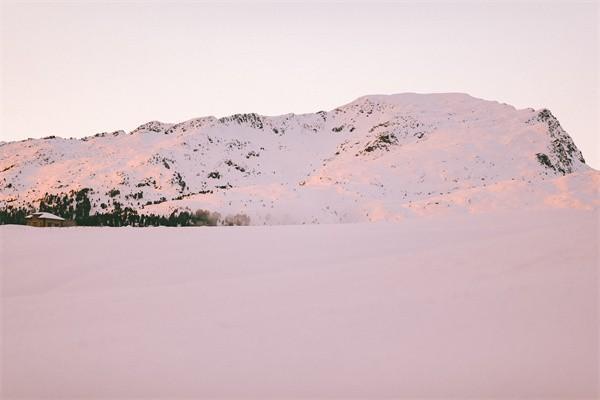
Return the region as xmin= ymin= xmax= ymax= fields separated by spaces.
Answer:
xmin=1 ymin=209 xmax=598 ymax=398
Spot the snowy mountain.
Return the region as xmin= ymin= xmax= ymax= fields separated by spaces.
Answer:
xmin=1 ymin=93 xmax=597 ymax=224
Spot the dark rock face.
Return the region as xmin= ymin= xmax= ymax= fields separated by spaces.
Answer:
xmin=218 ymin=113 xmax=264 ymax=130
xmin=535 ymin=109 xmax=585 ymax=174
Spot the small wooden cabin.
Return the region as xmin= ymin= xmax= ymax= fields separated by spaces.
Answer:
xmin=25 ymin=212 xmax=68 ymax=227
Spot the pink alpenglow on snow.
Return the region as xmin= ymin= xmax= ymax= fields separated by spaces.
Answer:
xmin=1 ymin=209 xmax=598 ymax=398
xmin=0 ymin=93 xmax=597 ymax=225
xmin=0 ymin=92 xmax=599 ymax=398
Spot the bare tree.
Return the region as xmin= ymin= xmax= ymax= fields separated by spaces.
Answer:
xmin=193 ymin=209 xmax=221 ymax=226
xmin=223 ymin=213 xmax=251 ymax=226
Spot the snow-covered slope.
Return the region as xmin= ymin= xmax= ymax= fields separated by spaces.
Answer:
xmin=1 ymin=93 xmax=597 ymax=224
xmin=2 ymin=209 xmax=598 ymax=398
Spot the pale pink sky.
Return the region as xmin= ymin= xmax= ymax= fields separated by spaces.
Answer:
xmin=1 ymin=1 xmax=598 ymax=168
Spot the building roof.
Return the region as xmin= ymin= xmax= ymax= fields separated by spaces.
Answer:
xmin=25 ymin=212 xmax=65 ymax=221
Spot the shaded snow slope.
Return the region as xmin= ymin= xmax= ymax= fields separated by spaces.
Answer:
xmin=1 ymin=208 xmax=598 ymax=398
xmin=0 ymin=93 xmax=596 ymax=224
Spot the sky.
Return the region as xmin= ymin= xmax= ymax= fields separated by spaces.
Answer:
xmin=1 ymin=1 xmax=598 ymax=168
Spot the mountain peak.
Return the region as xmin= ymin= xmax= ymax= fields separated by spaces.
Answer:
xmin=0 ymin=94 xmax=595 ymax=225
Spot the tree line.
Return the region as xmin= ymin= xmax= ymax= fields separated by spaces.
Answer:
xmin=0 ymin=189 xmax=250 ymax=227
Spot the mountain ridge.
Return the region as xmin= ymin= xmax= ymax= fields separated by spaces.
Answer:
xmin=1 ymin=93 xmax=597 ymax=225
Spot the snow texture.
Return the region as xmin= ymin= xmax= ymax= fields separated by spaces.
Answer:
xmin=1 ymin=208 xmax=598 ymax=398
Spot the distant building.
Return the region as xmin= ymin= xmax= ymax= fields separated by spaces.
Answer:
xmin=25 ymin=212 xmax=68 ymax=227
